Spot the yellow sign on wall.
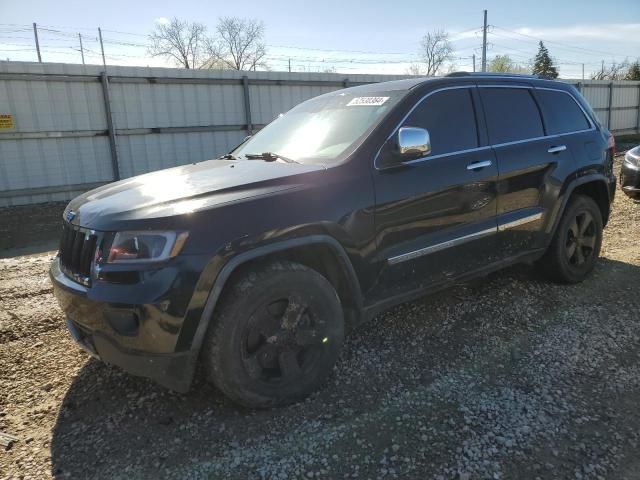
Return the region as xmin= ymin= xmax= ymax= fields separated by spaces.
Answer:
xmin=0 ymin=114 xmax=14 ymax=129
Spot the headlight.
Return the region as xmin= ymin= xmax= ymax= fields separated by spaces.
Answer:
xmin=624 ymin=148 xmax=640 ymax=169
xmin=106 ymin=231 xmax=189 ymax=263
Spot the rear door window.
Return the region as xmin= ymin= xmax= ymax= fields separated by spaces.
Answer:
xmin=480 ymin=87 xmax=544 ymax=145
xmin=536 ymin=89 xmax=591 ymax=135
xmin=404 ymin=88 xmax=478 ymax=156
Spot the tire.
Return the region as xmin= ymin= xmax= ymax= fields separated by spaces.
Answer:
xmin=202 ymin=261 xmax=344 ymax=408
xmin=539 ymin=194 xmax=603 ymax=283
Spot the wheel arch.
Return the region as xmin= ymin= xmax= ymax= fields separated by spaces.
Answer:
xmin=189 ymin=235 xmax=364 ymax=356
xmin=548 ymin=174 xmax=613 ymax=240
xmin=570 ymin=179 xmax=612 ymax=226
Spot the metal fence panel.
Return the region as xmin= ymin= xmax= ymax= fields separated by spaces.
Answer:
xmin=117 ymin=130 xmax=246 ymax=178
xmin=0 ymin=136 xmax=113 ymax=189
xmin=1 ymin=60 xmax=639 ymax=207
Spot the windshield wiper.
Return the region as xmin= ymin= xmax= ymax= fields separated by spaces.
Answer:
xmin=244 ymin=152 xmax=301 ymax=164
xmin=218 ymin=153 xmax=238 ymax=160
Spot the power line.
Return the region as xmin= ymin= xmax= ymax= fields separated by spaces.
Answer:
xmin=487 ymin=35 xmax=627 ymax=67
xmin=2 ymin=20 xmax=635 ymax=77
xmin=491 ymin=25 xmax=638 ymax=59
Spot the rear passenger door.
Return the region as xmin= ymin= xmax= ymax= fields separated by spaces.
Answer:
xmin=534 ymin=87 xmax=595 ymax=173
xmin=479 ymin=85 xmax=572 ymax=258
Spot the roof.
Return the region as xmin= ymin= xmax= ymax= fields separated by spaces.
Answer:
xmin=327 ymin=73 xmax=569 ymax=100
xmin=444 ymin=72 xmax=539 ymax=79
xmin=346 ymin=77 xmax=432 ymax=93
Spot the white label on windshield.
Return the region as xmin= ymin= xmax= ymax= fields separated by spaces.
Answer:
xmin=347 ymin=96 xmax=389 ymax=106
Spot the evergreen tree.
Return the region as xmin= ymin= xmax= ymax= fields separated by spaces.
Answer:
xmin=626 ymin=61 xmax=640 ymax=80
xmin=532 ymin=41 xmax=558 ymax=79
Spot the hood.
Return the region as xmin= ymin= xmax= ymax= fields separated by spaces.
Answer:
xmin=66 ymin=159 xmax=324 ymax=229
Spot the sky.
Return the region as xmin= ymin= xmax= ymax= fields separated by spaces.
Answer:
xmin=1 ymin=0 xmax=639 ymax=78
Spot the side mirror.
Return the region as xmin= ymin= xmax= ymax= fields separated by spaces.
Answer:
xmin=397 ymin=126 xmax=431 ymax=159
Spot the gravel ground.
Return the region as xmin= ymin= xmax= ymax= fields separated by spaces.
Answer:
xmin=1 ymin=156 xmax=639 ymax=480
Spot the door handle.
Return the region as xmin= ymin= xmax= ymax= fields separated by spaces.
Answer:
xmin=466 ymin=160 xmax=492 ymax=170
xmin=547 ymin=145 xmax=567 ymax=154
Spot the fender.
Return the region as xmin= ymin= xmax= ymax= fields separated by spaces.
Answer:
xmin=546 ymin=173 xmax=613 ymax=241
xmin=187 ymin=234 xmax=364 ymax=357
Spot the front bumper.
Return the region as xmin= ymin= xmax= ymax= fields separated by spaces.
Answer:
xmin=65 ymin=317 xmax=195 ymax=392
xmin=621 ymin=161 xmax=640 ymax=200
xmin=50 ymin=258 xmax=198 ymax=392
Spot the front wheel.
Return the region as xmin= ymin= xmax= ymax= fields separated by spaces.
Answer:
xmin=539 ymin=194 xmax=603 ymax=283
xmin=202 ymin=261 xmax=344 ymax=408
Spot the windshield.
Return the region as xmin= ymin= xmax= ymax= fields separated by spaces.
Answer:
xmin=232 ymin=90 xmax=404 ymax=164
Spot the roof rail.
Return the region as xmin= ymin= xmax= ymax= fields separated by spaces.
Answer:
xmin=445 ymin=72 xmax=540 ymax=79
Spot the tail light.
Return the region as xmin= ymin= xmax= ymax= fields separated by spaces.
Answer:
xmin=607 ymin=135 xmax=616 ymax=156
xmin=606 ymin=134 xmax=615 ymax=177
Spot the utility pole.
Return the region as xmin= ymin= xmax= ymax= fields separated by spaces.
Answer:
xmin=582 ymin=63 xmax=584 ymax=80
xmin=288 ymin=58 xmax=291 ymax=73
xmin=481 ymin=10 xmax=488 ymax=72
xmin=472 ymin=54 xmax=476 ymax=72
xmin=32 ymin=23 xmax=42 ymax=63
xmin=98 ymin=27 xmax=106 ymax=69
xmin=78 ymin=33 xmax=85 ymax=65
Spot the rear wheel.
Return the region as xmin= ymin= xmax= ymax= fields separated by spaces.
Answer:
xmin=202 ymin=261 xmax=344 ymax=408
xmin=539 ymin=194 xmax=603 ymax=283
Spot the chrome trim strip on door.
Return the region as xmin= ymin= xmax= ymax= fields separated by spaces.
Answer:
xmin=401 ymin=146 xmax=492 ymax=166
xmin=387 ymin=227 xmax=497 ymax=265
xmin=497 ymin=212 xmax=543 ymax=232
xmin=387 ymin=212 xmax=545 ymax=265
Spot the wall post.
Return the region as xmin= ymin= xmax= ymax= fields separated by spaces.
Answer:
xmin=100 ymin=72 xmax=120 ymax=181
xmin=636 ymin=84 xmax=640 ymax=133
xmin=242 ymin=76 xmax=253 ymax=135
xmin=607 ymin=81 xmax=614 ymax=130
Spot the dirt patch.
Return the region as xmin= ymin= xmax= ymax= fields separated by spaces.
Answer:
xmin=0 ymin=202 xmax=65 ymax=258
xmin=0 ymin=157 xmax=639 ymax=479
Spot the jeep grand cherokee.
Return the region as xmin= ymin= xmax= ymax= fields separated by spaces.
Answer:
xmin=50 ymin=73 xmax=616 ymax=408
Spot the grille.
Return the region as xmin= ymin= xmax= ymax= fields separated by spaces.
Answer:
xmin=59 ymin=223 xmax=98 ymax=285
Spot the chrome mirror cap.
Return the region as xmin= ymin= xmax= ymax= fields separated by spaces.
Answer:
xmin=398 ymin=127 xmax=431 ymax=158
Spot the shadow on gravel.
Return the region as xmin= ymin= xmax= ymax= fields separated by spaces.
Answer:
xmin=48 ymin=257 xmax=640 ymax=479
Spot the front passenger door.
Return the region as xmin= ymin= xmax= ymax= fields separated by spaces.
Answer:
xmin=370 ymin=86 xmax=500 ymax=302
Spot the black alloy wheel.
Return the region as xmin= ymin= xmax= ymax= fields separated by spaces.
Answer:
xmin=242 ymin=295 xmax=329 ymax=384
xmin=539 ymin=194 xmax=603 ymax=284
xmin=203 ymin=261 xmax=344 ymax=408
xmin=565 ymin=210 xmax=598 ymax=267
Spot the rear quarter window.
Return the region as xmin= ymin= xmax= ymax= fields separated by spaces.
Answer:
xmin=536 ymin=89 xmax=591 ymax=135
xmin=480 ymin=87 xmax=544 ymax=145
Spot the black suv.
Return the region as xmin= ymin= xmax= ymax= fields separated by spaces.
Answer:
xmin=50 ymin=73 xmax=616 ymax=407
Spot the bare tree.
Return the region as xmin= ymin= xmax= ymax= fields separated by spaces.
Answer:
xmin=417 ymin=30 xmax=454 ymax=76
xmin=205 ymin=17 xmax=267 ymax=71
xmin=148 ymin=18 xmax=207 ymax=69
xmin=591 ymin=60 xmax=630 ymax=80
xmin=406 ymin=63 xmax=424 ymax=75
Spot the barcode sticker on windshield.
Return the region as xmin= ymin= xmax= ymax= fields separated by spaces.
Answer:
xmin=347 ymin=96 xmax=389 ymax=106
